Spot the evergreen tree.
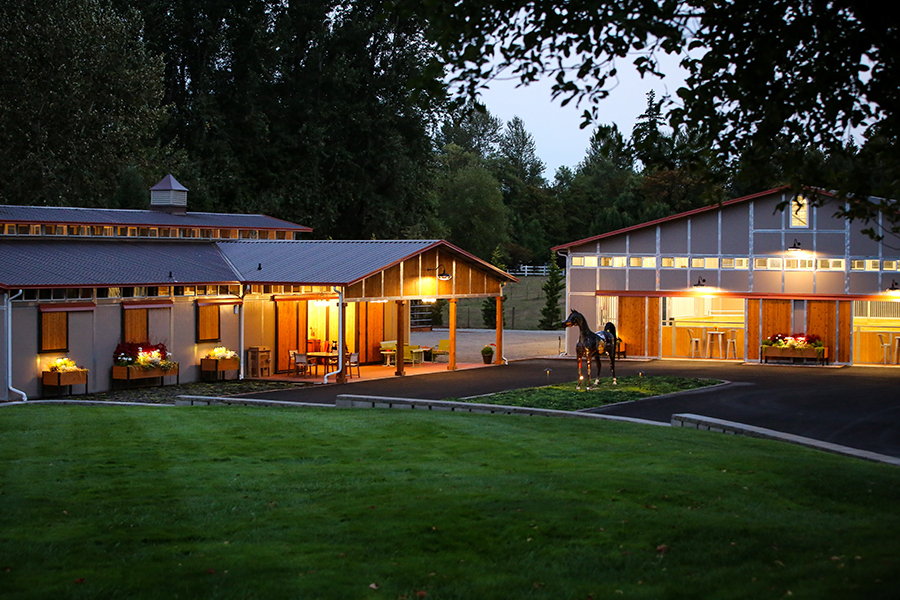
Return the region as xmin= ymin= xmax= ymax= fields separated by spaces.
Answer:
xmin=538 ymin=251 xmax=565 ymax=330
xmin=481 ymin=246 xmax=507 ymax=328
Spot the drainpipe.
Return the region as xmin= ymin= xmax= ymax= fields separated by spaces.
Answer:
xmin=323 ymin=287 xmax=344 ymax=384
xmin=238 ymin=289 xmax=245 ymax=380
xmin=6 ymin=289 xmax=27 ymax=401
xmin=557 ymin=249 xmax=571 ymax=356
xmin=499 ymin=283 xmax=508 ymax=365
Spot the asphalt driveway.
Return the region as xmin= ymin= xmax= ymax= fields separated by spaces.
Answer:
xmin=241 ymin=358 xmax=900 ymax=459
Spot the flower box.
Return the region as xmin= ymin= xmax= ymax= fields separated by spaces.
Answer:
xmin=200 ymin=358 xmax=240 ymax=381
xmin=42 ymin=369 xmax=88 ymax=387
xmin=112 ymin=364 xmax=179 ymax=381
xmin=761 ymin=346 xmax=828 ymax=365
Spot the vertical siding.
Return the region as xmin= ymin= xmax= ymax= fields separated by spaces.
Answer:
xmin=647 ymin=297 xmax=661 ymax=357
xmin=807 ymin=300 xmax=837 ymax=359
xmin=618 ymin=296 xmax=647 ymax=356
xmin=838 ymin=301 xmax=853 ymax=363
xmin=747 ymin=299 xmax=761 ymax=360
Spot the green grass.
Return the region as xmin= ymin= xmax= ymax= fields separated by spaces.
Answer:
xmin=462 ymin=376 xmax=719 ymax=411
xmin=1 ymin=406 xmax=898 ymax=599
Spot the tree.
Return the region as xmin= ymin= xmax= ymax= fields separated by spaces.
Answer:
xmin=538 ymin=251 xmax=565 ymax=330
xmin=394 ymin=0 xmax=900 ymax=239
xmin=481 ymin=246 xmax=507 ymax=328
xmin=0 ymin=0 xmax=165 ymax=206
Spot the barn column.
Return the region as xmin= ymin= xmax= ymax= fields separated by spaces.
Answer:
xmin=494 ymin=295 xmax=504 ymax=364
xmin=395 ymin=300 xmax=406 ymax=377
xmin=448 ymin=298 xmax=457 ymax=371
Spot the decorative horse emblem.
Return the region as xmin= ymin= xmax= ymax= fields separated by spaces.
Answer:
xmin=562 ymin=309 xmax=617 ymax=389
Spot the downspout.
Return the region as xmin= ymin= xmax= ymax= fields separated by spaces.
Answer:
xmin=238 ymin=287 xmax=246 ymax=380
xmin=557 ymin=249 xmax=571 ymax=356
xmin=323 ymin=287 xmax=344 ymax=384
xmin=6 ymin=289 xmax=27 ymax=401
xmin=499 ymin=283 xmax=508 ymax=365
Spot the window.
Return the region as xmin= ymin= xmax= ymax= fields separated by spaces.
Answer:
xmin=691 ymin=258 xmax=704 ymax=268
xmin=851 ymin=259 xmax=879 ymax=271
xmin=884 ymin=260 xmax=898 ymax=271
xmin=790 ymin=195 xmax=809 ymax=227
xmin=629 ymin=256 xmax=642 ymax=267
xmin=584 ymin=256 xmax=598 ymax=267
xmin=734 ymin=258 xmax=749 ymax=269
xmin=642 ymin=257 xmax=656 ymax=268
xmin=786 ymin=258 xmax=814 ymax=270
xmin=704 ymin=258 xmax=718 ymax=269
xmin=612 ymin=256 xmax=626 ymax=267
xmin=661 ymin=257 xmax=674 ymax=268
xmin=674 ymin=257 xmax=689 ymax=269
xmin=39 ymin=312 xmax=68 ymax=353
xmin=197 ymin=304 xmax=220 ymax=342
xmin=754 ymin=258 xmax=768 ymax=269
xmin=571 ymin=256 xmax=584 ymax=266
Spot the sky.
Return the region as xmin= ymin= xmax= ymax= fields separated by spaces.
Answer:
xmin=475 ymin=53 xmax=689 ymax=178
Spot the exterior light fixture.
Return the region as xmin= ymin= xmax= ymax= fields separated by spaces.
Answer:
xmin=888 ymin=279 xmax=899 ymax=292
xmin=428 ymin=264 xmax=452 ymax=281
xmin=788 ymin=239 xmax=802 ymax=252
xmin=693 ymin=277 xmax=706 ymax=288
xmin=421 ymin=298 xmax=437 ymax=304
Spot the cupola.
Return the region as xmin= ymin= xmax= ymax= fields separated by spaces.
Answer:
xmin=149 ymin=174 xmax=188 ymax=215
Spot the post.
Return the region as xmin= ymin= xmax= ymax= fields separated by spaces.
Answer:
xmin=495 ymin=294 xmax=503 ymax=364
xmin=448 ymin=298 xmax=457 ymax=371
xmin=395 ymin=300 xmax=406 ymax=377
xmin=337 ymin=300 xmax=347 ymax=384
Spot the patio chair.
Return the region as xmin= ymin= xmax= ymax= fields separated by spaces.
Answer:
xmin=431 ymin=339 xmax=450 ymax=362
xmin=346 ymin=352 xmax=360 ymax=378
xmin=687 ymin=329 xmax=702 ymax=358
xmin=288 ymin=351 xmax=310 ymax=377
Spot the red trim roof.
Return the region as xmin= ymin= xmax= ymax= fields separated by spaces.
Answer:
xmin=552 ymin=186 xmax=835 ymax=251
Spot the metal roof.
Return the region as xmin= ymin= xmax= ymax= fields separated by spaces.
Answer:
xmin=0 ymin=239 xmax=516 ymax=289
xmin=216 ymin=239 xmax=517 ymax=285
xmin=0 ymin=239 xmax=238 ymax=288
xmin=0 ymin=204 xmax=311 ymax=231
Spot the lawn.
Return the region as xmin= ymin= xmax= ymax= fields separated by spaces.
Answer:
xmin=1 ymin=405 xmax=898 ymax=599
xmin=461 ymin=376 xmax=720 ymax=411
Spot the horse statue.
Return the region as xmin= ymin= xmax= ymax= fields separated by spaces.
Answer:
xmin=562 ymin=309 xmax=617 ymax=390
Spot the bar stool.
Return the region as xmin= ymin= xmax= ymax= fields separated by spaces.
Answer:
xmin=725 ymin=329 xmax=738 ymax=359
xmin=687 ymin=329 xmax=702 ymax=358
xmin=878 ymin=334 xmax=892 ymax=364
xmin=706 ymin=329 xmax=725 ymax=358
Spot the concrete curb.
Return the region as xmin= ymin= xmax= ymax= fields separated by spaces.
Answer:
xmin=175 ymin=395 xmax=335 ymax=409
xmin=0 ymin=400 xmax=172 ymax=407
xmin=671 ymin=413 xmax=900 ymax=467
xmin=334 ymin=394 xmax=666 ymax=427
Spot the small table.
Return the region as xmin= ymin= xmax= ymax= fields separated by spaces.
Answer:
xmin=308 ymin=351 xmax=340 ymax=375
xmin=706 ymin=330 xmax=725 ymax=359
xmin=381 ymin=350 xmax=396 ymax=366
xmin=409 ymin=347 xmax=426 ymax=365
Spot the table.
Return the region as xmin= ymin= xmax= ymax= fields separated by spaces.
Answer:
xmin=381 ymin=350 xmax=396 ymax=366
xmin=308 ymin=351 xmax=340 ymax=375
xmin=409 ymin=347 xmax=426 ymax=365
xmin=706 ymin=329 xmax=725 ymax=359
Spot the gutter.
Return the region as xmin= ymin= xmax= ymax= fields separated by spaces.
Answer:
xmin=323 ymin=287 xmax=344 ymax=384
xmin=6 ymin=289 xmax=27 ymax=401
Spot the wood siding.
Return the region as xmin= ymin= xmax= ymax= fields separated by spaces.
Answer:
xmin=618 ymin=296 xmax=646 ymax=356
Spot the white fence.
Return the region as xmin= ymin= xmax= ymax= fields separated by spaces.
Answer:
xmin=508 ymin=264 xmax=550 ymax=277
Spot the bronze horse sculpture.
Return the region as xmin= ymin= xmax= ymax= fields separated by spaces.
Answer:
xmin=562 ymin=309 xmax=617 ymax=389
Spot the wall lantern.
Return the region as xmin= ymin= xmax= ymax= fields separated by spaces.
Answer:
xmin=788 ymin=239 xmax=802 ymax=252
xmin=428 ymin=264 xmax=452 ymax=281
xmin=888 ymin=279 xmax=899 ymax=292
xmin=692 ymin=276 xmax=706 ymax=288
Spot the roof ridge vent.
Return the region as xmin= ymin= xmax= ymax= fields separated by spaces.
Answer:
xmin=150 ymin=174 xmax=188 ymax=215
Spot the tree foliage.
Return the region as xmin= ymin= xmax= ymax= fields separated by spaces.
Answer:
xmin=0 ymin=0 xmax=165 ymax=206
xmin=395 ymin=0 xmax=900 ymax=239
xmin=538 ymin=251 xmax=565 ymax=330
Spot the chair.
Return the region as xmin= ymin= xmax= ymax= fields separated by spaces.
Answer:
xmin=878 ymin=334 xmax=892 ymax=364
xmin=346 ymin=352 xmax=360 ymax=378
xmin=687 ymin=329 xmax=702 ymax=358
xmin=288 ymin=351 xmax=309 ymax=377
xmin=726 ymin=329 xmax=738 ymax=359
xmin=380 ymin=341 xmax=397 ymax=366
xmin=431 ymin=339 xmax=450 ymax=362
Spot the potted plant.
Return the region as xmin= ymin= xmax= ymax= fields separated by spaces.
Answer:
xmin=112 ymin=342 xmax=179 ymax=381
xmin=481 ymin=343 xmax=495 ymax=364
xmin=42 ymin=357 xmax=89 ymax=388
xmin=201 ymin=347 xmax=240 ymax=380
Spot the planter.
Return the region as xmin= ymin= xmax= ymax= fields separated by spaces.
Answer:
xmin=113 ymin=364 xmax=179 ymax=382
xmin=43 ymin=369 xmax=88 ymax=387
xmin=482 ymin=354 xmax=494 ymax=364
xmin=761 ymin=346 xmax=828 ymax=365
xmin=42 ymin=369 xmax=89 ymax=397
xmin=201 ymin=358 xmax=240 ymax=381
